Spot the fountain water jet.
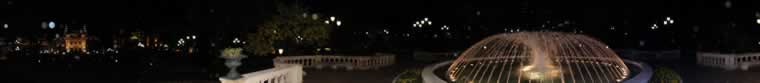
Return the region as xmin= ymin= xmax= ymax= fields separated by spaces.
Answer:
xmin=448 ymin=32 xmax=629 ymax=83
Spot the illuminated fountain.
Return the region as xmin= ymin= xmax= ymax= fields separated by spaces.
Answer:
xmin=447 ymin=32 xmax=630 ymax=83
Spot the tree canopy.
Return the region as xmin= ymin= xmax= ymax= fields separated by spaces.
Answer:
xmin=245 ymin=3 xmax=332 ymax=55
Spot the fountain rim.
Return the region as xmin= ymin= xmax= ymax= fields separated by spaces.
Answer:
xmin=421 ymin=59 xmax=652 ymax=83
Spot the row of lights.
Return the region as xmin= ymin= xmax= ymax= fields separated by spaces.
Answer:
xmin=232 ymin=38 xmax=243 ymax=44
xmin=324 ymin=16 xmax=342 ymax=26
xmin=177 ymin=35 xmax=196 ymax=46
xmin=303 ymin=13 xmax=343 ymax=27
xmin=651 ymin=17 xmax=675 ymax=30
xmin=0 ymin=21 xmax=59 ymax=30
xmin=413 ymin=17 xmax=432 ymax=28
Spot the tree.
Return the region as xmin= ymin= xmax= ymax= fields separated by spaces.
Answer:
xmin=245 ymin=3 xmax=332 ymax=55
xmin=649 ymin=66 xmax=681 ymax=83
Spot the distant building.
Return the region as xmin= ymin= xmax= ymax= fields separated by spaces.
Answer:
xmin=63 ymin=31 xmax=87 ymax=53
xmin=57 ymin=24 xmax=89 ymax=54
xmin=698 ymin=53 xmax=760 ymax=71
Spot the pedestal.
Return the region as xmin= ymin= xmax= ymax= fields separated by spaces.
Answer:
xmin=222 ymin=55 xmax=247 ymax=80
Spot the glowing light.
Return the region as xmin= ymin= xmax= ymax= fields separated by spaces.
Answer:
xmin=330 ymin=16 xmax=336 ymax=21
xmin=137 ymin=42 xmax=145 ymax=47
xmin=311 ymin=14 xmax=319 ymax=20
xmin=756 ymin=19 xmax=760 ymax=24
xmin=277 ymin=49 xmax=284 ymax=54
xmin=724 ymin=0 xmax=732 ymax=8
xmin=2 ymin=24 xmax=7 ymax=29
xmin=233 ymin=38 xmax=241 ymax=43
xmin=336 ymin=21 xmax=342 ymax=26
xmin=191 ymin=35 xmax=197 ymax=39
xmin=48 ymin=21 xmax=56 ymax=29
xmin=178 ymin=39 xmax=185 ymax=46
xmin=448 ymin=32 xmax=629 ymax=83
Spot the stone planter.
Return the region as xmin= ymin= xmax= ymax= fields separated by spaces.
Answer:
xmin=221 ymin=55 xmax=247 ymax=79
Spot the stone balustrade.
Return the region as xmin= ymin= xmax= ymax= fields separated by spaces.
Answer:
xmin=273 ymin=53 xmax=395 ymax=70
xmin=698 ymin=52 xmax=760 ymax=70
xmin=220 ymin=64 xmax=305 ymax=83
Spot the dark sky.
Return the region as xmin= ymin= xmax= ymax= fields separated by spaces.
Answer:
xmin=3 ymin=0 xmax=760 ymax=32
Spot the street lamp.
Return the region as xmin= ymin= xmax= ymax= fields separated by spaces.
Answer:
xmin=336 ymin=21 xmax=342 ymax=26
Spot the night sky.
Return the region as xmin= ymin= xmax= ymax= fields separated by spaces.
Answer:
xmin=5 ymin=0 xmax=755 ymax=31
xmin=3 ymin=0 xmax=760 ymax=48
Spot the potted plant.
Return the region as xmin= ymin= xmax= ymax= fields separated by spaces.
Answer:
xmin=221 ymin=48 xmax=246 ymax=79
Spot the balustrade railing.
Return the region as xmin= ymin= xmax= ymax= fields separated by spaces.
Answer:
xmin=699 ymin=52 xmax=760 ymax=70
xmin=273 ymin=53 xmax=395 ymax=70
xmin=220 ymin=64 xmax=305 ymax=83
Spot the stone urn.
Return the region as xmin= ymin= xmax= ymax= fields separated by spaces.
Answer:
xmin=220 ymin=48 xmax=247 ymax=79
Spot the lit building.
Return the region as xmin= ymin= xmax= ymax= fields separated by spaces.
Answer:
xmin=64 ymin=32 xmax=87 ymax=52
xmin=62 ymin=26 xmax=88 ymax=53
